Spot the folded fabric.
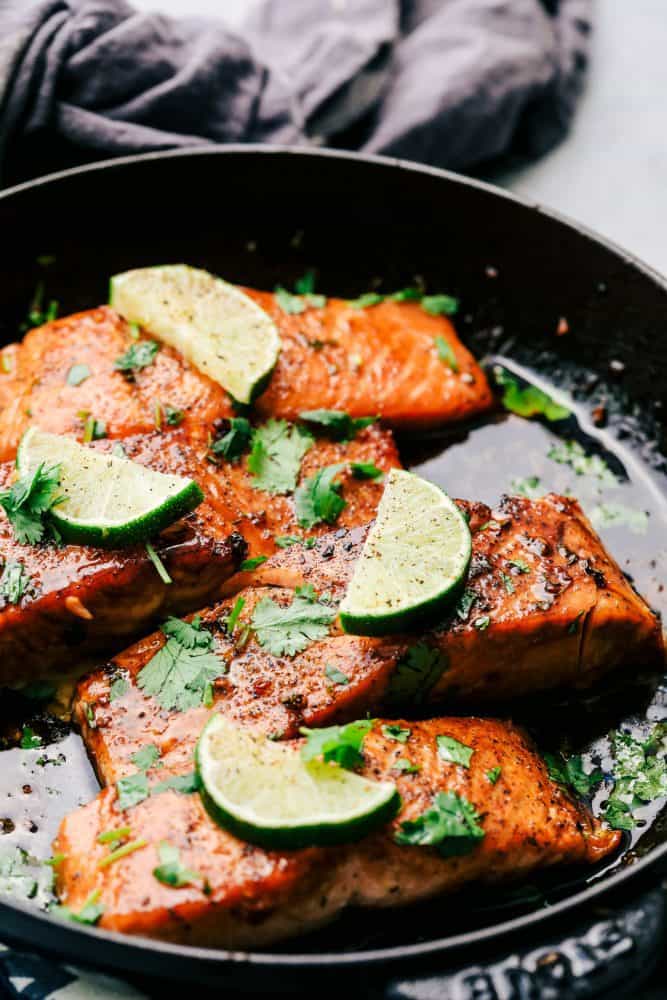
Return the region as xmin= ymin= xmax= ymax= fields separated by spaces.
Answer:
xmin=0 ymin=0 xmax=591 ymax=185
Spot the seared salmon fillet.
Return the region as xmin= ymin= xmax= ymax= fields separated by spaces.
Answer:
xmin=53 ymin=717 xmax=620 ymax=948
xmin=75 ymin=493 xmax=663 ymax=787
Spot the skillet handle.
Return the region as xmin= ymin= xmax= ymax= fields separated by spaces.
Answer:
xmin=385 ymin=886 xmax=666 ymax=1000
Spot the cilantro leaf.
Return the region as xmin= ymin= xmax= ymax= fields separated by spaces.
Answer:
xmin=0 ymin=461 xmax=63 ymax=545
xmin=422 ymin=294 xmax=459 ymax=316
xmin=348 ymin=292 xmax=384 ymax=309
xmin=547 ymin=440 xmax=618 ymax=485
xmin=455 ymin=588 xmax=477 ymax=621
xmin=1 ymin=560 xmax=30 ymax=604
xmin=435 ymin=337 xmax=459 ymax=372
xmin=274 ymin=286 xmax=326 ymax=314
xmin=544 ymin=753 xmax=603 ymax=797
xmin=395 ymin=792 xmax=484 ymax=857
xmin=109 ymin=675 xmax=129 ymax=702
xmin=394 ymin=758 xmax=419 ymax=774
xmin=300 ymin=719 xmax=373 ymax=770
xmin=294 ymin=270 xmax=317 ymax=295
xmin=54 ymin=888 xmax=104 ymax=925
xmin=382 ymin=724 xmax=410 ymax=744
xmin=298 ymin=410 xmax=376 ymax=442
xmin=0 ymin=847 xmax=54 ymax=906
xmin=224 ymin=596 xmax=245 ymax=635
xmin=153 ymin=841 xmax=200 ymax=888
xmin=486 ymin=766 xmax=502 ymax=784
xmin=494 ymin=368 xmax=571 ymax=421
xmin=507 ymin=559 xmax=531 ymax=574
xmin=437 ymin=734 xmax=474 ymax=768
xmin=386 ymin=644 xmax=448 ymax=705
xmin=251 ymin=586 xmax=335 ymax=656
xmin=82 ymin=414 xmax=106 ymax=442
xmin=164 ymin=404 xmax=184 ymax=427
xmin=240 ymin=555 xmax=268 ymax=572
xmin=274 ymin=534 xmax=303 ymax=548
xmin=350 ymin=462 xmax=384 ymax=481
xmin=152 ymin=771 xmax=199 ymax=795
xmin=131 ymin=744 xmax=161 ymax=771
xmin=116 ymin=771 xmax=150 ymax=811
xmin=114 ymin=340 xmax=159 ymax=373
xmin=247 ymin=420 xmax=312 ymax=494
xmin=473 ymin=616 xmax=490 ymax=631
xmin=211 ymin=417 xmax=252 ymax=462
xmin=20 ymin=727 xmax=42 ymax=749
xmin=295 ymin=463 xmax=346 ymax=529
xmin=500 ymin=571 xmax=514 ymax=595
xmin=603 ymin=797 xmax=636 ymax=831
xmin=511 ymin=475 xmax=543 ymax=498
xmin=589 ymin=503 xmax=648 ymax=535
xmin=66 ymin=363 xmax=91 ymax=386
xmin=324 ymin=663 xmax=349 ymax=685
xmin=137 ymin=616 xmax=221 ymax=712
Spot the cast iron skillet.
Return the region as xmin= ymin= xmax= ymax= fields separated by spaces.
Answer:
xmin=0 ymin=147 xmax=665 ymax=996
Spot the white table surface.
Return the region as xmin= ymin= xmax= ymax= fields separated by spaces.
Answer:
xmin=131 ymin=0 xmax=667 ymax=277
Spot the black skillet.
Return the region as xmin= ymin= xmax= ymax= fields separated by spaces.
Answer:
xmin=0 ymin=147 xmax=665 ymax=997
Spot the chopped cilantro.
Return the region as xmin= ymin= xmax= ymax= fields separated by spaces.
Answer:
xmin=295 ymin=463 xmax=346 ymax=528
xmin=435 ymin=337 xmax=459 ymax=372
xmin=1 ymin=560 xmax=30 ymax=604
xmin=544 ymin=753 xmax=603 ymax=797
xmin=116 ymin=771 xmax=150 ymax=811
xmin=251 ymin=585 xmax=335 ymax=656
xmin=274 ymin=534 xmax=304 ymax=548
xmin=382 ymin=724 xmax=410 ymax=744
xmin=131 ymin=744 xmax=161 ymax=771
xmin=66 ymin=363 xmax=91 ymax=386
xmin=603 ymin=798 xmax=635 ymax=831
xmin=145 ymin=542 xmax=172 ymax=585
xmin=547 ymin=440 xmax=618 ymax=485
xmin=54 ymin=888 xmax=104 ymax=925
xmin=511 ymin=475 xmax=543 ymax=498
xmin=495 ymin=368 xmax=571 ymax=421
xmin=109 ymin=676 xmax=130 ymax=702
xmin=247 ymin=420 xmax=312 ymax=494
xmin=0 ymin=461 xmax=63 ymax=545
xmin=589 ymin=503 xmax=648 ymax=535
xmin=437 ymin=734 xmax=474 ymax=768
xmin=422 ymin=294 xmax=459 ymax=316
xmin=507 ymin=559 xmax=531 ymax=574
xmin=324 ymin=663 xmax=349 ymax=686
xmin=294 ymin=269 xmax=317 ymax=295
xmin=137 ymin=615 xmax=221 ymax=712
xmin=473 ymin=616 xmax=490 ymax=631
xmin=239 ymin=555 xmax=268 ymax=572
xmin=300 ymin=719 xmax=373 ymax=770
xmin=394 ymin=792 xmax=484 ymax=857
xmin=500 ymin=572 xmax=515 ymax=595
xmin=455 ymin=588 xmax=477 ymax=621
xmin=20 ymin=282 xmax=59 ymax=332
xmin=0 ymin=847 xmax=54 ymax=906
xmin=153 ymin=841 xmax=200 ymax=887
xmin=20 ymin=727 xmax=42 ymax=749
xmin=114 ymin=340 xmax=159 ymax=374
xmin=350 ymin=462 xmax=384 ymax=481
xmin=348 ymin=292 xmax=384 ymax=309
xmin=152 ymin=771 xmax=199 ymax=796
xmin=211 ymin=417 xmax=252 ymax=462
xmin=298 ymin=410 xmax=376 ymax=442
xmin=394 ymin=759 xmax=419 ymax=774
xmin=386 ymin=644 xmax=448 ymax=706
xmin=82 ymin=414 xmax=106 ymax=442
xmin=274 ymin=285 xmax=326 ymax=314
xmin=164 ymin=404 xmax=184 ymax=427
xmin=97 ymin=826 xmax=131 ymax=845
xmin=486 ymin=766 xmax=502 ymax=784
xmin=600 ymin=726 xmax=667 ymax=831
xmin=224 ymin=596 xmax=245 ymax=635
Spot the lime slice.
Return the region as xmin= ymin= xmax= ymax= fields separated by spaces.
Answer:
xmin=17 ymin=428 xmax=203 ymax=547
xmin=339 ymin=469 xmax=471 ymax=636
xmin=196 ymin=715 xmax=400 ymax=849
xmin=109 ymin=265 xmax=280 ymax=404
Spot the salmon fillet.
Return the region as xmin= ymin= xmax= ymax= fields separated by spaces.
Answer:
xmin=75 ymin=494 xmax=663 ymax=787
xmin=0 ymin=308 xmax=401 ymax=681
xmin=53 ymin=717 xmax=620 ymax=948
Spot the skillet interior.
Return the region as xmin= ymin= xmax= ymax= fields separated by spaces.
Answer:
xmin=0 ymin=147 xmax=665 ymax=988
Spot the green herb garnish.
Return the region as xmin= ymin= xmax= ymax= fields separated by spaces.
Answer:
xmin=66 ymin=364 xmax=91 ymax=387
xmin=589 ymin=503 xmax=648 ymax=535
xmin=116 ymin=771 xmax=150 ymax=811
xmin=350 ymin=462 xmax=384 ymax=481
xmin=0 ymin=461 xmax=63 ymax=545
xmin=324 ymin=664 xmax=350 ymax=686
xmin=435 ymin=337 xmax=459 ymax=372
xmin=153 ymin=841 xmax=200 ymax=888
xmin=437 ymin=734 xmax=474 ymax=768
xmin=300 ymin=719 xmax=373 ymax=770
xmin=1 ymin=560 xmax=30 ymax=604
xmin=137 ymin=615 xmax=221 ymax=712
xmin=298 ymin=410 xmax=376 ymax=442
xmin=422 ymin=294 xmax=459 ymax=316
xmin=224 ymin=596 xmax=245 ymax=635
xmin=251 ymin=585 xmax=335 ymax=656
xmin=394 ymin=759 xmax=419 ymax=774
xmin=164 ymin=404 xmax=184 ymax=427
xmin=394 ymin=792 xmax=484 ymax=857
xmin=54 ymin=888 xmax=104 ymax=925
xmin=109 ymin=676 xmax=129 ymax=702
xmin=274 ymin=284 xmax=326 ymax=314
xmin=473 ymin=616 xmax=490 ymax=631
xmin=511 ymin=475 xmax=543 ymax=498
xmin=507 ymin=559 xmax=531 ymax=574
xmin=495 ymin=368 xmax=571 ymax=421
xmin=239 ymin=555 xmax=268 ymax=572
xmin=295 ymin=463 xmax=347 ymax=529
xmin=486 ymin=767 xmax=502 ymax=784
xmin=544 ymin=753 xmax=603 ymax=798
xmin=131 ymin=744 xmax=161 ymax=771
xmin=547 ymin=440 xmax=617 ymax=485
xmin=247 ymin=420 xmax=313 ymax=494
xmin=97 ymin=838 xmax=147 ymax=869
xmin=500 ymin=572 xmax=514 ymax=595
xmin=20 ymin=727 xmax=42 ymax=749
xmin=114 ymin=340 xmax=160 ymax=374
xmin=211 ymin=417 xmax=252 ymax=462
xmin=382 ymin=724 xmax=410 ymax=744
xmin=82 ymin=415 xmax=106 ymax=443
xmin=455 ymin=588 xmax=477 ymax=621
xmin=145 ymin=542 xmax=172 ymax=585
xmin=97 ymin=826 xmax=131 ymax=845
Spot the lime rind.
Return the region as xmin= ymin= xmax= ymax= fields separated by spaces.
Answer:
xmin=109 ymin=265 xmax=281 ymax=404
xmin=195 ymin=715 xmax=400 ymax=849
xmin=339 ymin=468 xmax=472 ymax=636
xmin=17 ymin=428 xmax=203 ymax=547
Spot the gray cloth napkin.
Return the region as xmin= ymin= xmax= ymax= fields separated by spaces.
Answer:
xmin=0 ymin=0 xmax=591 ymax=186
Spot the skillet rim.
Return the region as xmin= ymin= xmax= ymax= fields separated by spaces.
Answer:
xmin=0 ymin=143 xmax=665 ymax=973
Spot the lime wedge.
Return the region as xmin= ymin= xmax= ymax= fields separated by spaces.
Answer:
xmin=196 ymin=715 xmax=399 ymax=849
xmin=339 ymin=469 xmax=471 ymax=636
xmin=109 ymin=265 xmax=280 ymax=404
xmin=17 ymin=428 xmax=203 ymax=547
